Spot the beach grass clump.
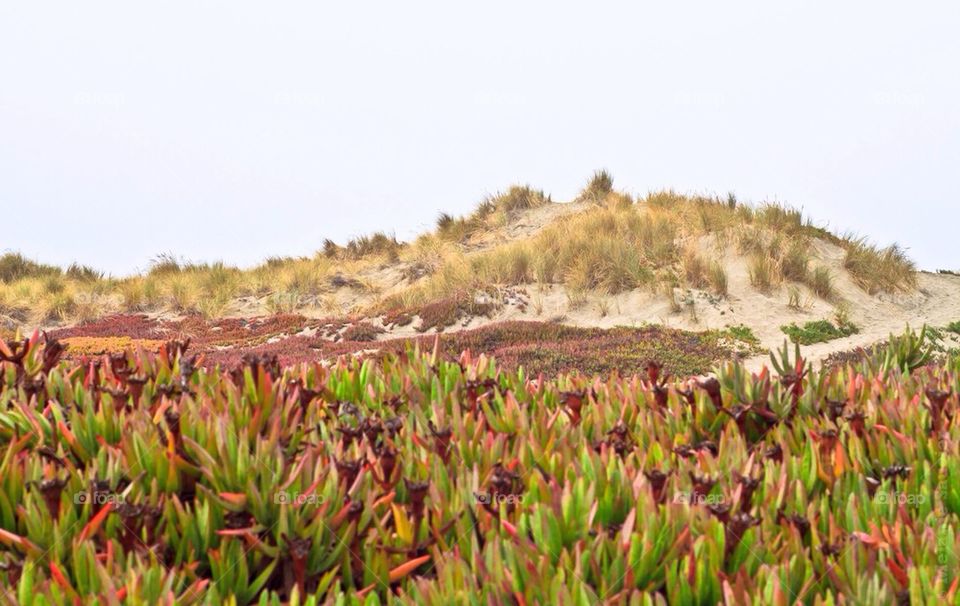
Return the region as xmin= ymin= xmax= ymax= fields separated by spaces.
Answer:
xmin=843 ymin=238 xmax=917 ymax=294
xmin=576 ymin=169 xmax=615 ymax=203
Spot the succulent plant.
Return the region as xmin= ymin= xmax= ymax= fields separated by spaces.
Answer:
xmin=0 ymin=326 xmax=956 ymax=604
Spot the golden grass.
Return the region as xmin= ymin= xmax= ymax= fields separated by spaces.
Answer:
xmin=491 ymin=206 xmax=671 ymax=294
xmin=0 ymin=250 xmax=352 ymax=325
xmin=733 ymin=227 xmax=838 ymax=299
xmin=748 ymin=254 xmax=779 ymax=292
xmin=843 ymin=238 xmax=917 ymax=294
xmin=682 ymin=248 xmax=709 ymax=289
xmin=807 ymin=266 xmax=834 ymax=299
xmin=0 ymin=253 xmax=60 ymax=282
xmin=436 ymin=185 xmax=551 ymax=243
xmin=787 ymin=286 xmax=803 ymax=310
xmin=324 ymin=232 xmax=402 ymax=262
xmin=681 ymin=246 xmax=727 ymax=296
xmin=708 ymin=261 xmax=728 ymax=296
xmin=0 ymin=175 xmax=920 ymax=326
xmin=576 ymin=169 xmax=614 ymax=203
xmin=400 ymin=235 xmax=458 ymax=279
xmin=779 ymin=239 xmax=810 ymax=282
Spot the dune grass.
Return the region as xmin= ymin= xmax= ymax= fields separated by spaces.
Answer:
xmin=435 ymin=185 xmax=551 ymax=243
xmin=779 ymin=239 xmax=809 ymax=282
xmin=748 ymin=254 xmax=778 ymax=292
xmin=736 ymin=227 xmax=842 ymax=300
xmin=323 ymin=231 xmax=403 ymax=262
xmin=843 ymin=238 xmax=917 ymax=294
xmin=708 ymin=261 xmax=728 ymax=296
xmin=0 ymin=252 xmax=63 ymax=283
xmin=576 ymin=169 xmax=615 ymax=203
xmin=807 ymin=266 xmax=834 ymax=299
xmin=0 ymin=173 xmax=919 ymax=327
xmin=682 ymin=248 xmax=709 ymax=289
xmin=394 ymin=204 xmax=675 ymax=310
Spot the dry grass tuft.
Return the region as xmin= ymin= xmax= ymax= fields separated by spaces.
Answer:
xmin=843 ymin=238 xmax=917 ymax=294
xmin=682 ymin=248 xmax=710 ymax=289
xmin=708 ymin=262 xmax=728 ymax=296
xmin=0 ymin=253 xmax=61 ymax=283
xmin=807 ymin=266 xmax=834 ymax=300
xmin=787 ymin=286 xmax=802 ymax=310
xmin=324 ymin=231 xmax=403 ymax=262
xmin=436 ymin=185 xmax=551 ymax=243
xmin=577 ymin=169 xmax=614 ymax=203
xmin=748 ymin=255 xmax=779 ymax=292
xmin=779 ymin=239 xmax=810 ymax=282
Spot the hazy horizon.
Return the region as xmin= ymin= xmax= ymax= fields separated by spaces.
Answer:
xmin=2 ymin=1 xmax=958 ymax=275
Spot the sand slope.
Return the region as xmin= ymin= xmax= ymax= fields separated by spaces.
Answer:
xmin=19 ymin=200 xmax=960 ymax=371
xmin=369 ymin=234 xmax=960 ymax=370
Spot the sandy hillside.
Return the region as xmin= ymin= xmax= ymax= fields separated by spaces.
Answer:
xmin=365 ymin=201 xmax=960 ymax=369
xmin=364 ymin=239 xmax=960 ymax=370
xmin=9 ymin=194 xmax=960 ymax=372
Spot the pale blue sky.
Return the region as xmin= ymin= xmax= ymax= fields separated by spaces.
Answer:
xmin=1 ymin=1 xmax=958 ymax=275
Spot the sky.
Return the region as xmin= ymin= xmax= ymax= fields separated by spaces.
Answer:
xmin=1 ymin=1 xmax=958 ymax=275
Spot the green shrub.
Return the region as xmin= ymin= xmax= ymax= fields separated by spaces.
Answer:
xmin=724 ymin=324 xmax=759 ymax=345
xmin=781 ymin=318 xmax=859 ymax=345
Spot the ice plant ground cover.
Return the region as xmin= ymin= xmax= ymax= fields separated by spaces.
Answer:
xmin=0 ymin=329 xmax=957 ymax=604
xmin=42 ymin=313 xmax=756 ymax=378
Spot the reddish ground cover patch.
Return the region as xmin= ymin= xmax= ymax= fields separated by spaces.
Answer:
xmin=170 ymin=313 xmax=320 ymax=347
xmin=396 ymin=322 xmax=733 ymax=377
xmin=50 ymin=314 xmax=740 ymax=376
xmin=49 ymin=313 xmax=321 ymax=348
xmin=49 ymin=314 xmax=168 ymax=340
xmin=202 ymin=320 xmax=735 ymax=376
xmin=412 ymin=291 xmax=498 ymax=332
